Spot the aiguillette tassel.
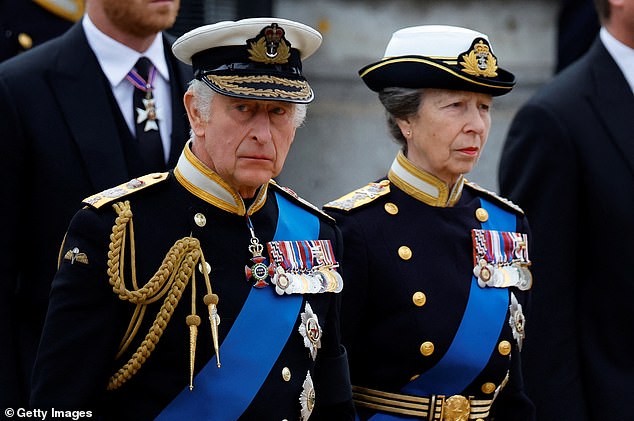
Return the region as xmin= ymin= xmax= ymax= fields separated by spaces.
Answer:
xmin=204 ymin=293 xmax=221 ymax=367
xmin=186 ymin=315 xmax=201 ymax=390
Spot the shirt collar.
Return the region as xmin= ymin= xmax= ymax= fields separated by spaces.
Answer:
xmin=600 ymin=27 xmax=634 ymax=94
xmin=174 ymin=141 xmax=269 ymax=216
xmin=388 ymin=151 xmax=464 ymax=207
xmin=82 ymin=14 xmax=170 ymax=88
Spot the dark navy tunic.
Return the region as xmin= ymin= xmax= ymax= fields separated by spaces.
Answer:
xmin=31 ymin=147 xmax=353 ymax=421
xmin=325 ymin=152 xmax=535 ymax=421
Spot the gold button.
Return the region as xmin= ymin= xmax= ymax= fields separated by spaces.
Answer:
xmin=152 ymin=172 xmax=163 ymax=179
xmin=412 ymin=291 xmax=426 ymax=307
xmin=282 ymin=367 xmax=291 ymax=382
xmin=409 ymin=374 xmax=420 ymax=381
xmin=420 ymin=341 xmax=434 ymax=356
xmin=18 ymin=33 xmax=33 ymax=49
xmin=481 ymin=382 xmax=496 ymax=394
xmin=194 ymin=213 xmax=206 ymax=227
xmin=475 ymin=207 xmax=489 ymax=222
xmin=498 ymin=340 xmax=512 ymax=356
xmin=398 ymin=246 xmax=412 ymax=260
xmin=384 ymin=202 xmax=399 ymax=215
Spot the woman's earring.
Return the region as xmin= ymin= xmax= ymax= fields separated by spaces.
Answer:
xmin=406 ymin=130 xmax=411 ymax=137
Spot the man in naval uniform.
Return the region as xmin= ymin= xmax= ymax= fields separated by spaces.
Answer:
xmin=30 ymin=18 xmax=353 ymax=420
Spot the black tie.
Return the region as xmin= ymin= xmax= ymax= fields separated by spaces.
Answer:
xmin=132 ymin=57 xmax=165 ymax=172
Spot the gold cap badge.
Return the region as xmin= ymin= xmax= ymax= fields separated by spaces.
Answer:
xmin=460 ymin=38 xmax=498 ymax=78
xmin=247 ymin=23 xmax=291 ymax=64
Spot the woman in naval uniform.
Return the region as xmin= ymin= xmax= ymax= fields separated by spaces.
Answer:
xmin=324 ymin=25 xmax=535 ymax=421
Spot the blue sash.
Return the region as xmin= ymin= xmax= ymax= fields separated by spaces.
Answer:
xmin=368 ymin=198 xmax=514 ymax=420
xmin=156 ymin=192 xmax=319 ymax=420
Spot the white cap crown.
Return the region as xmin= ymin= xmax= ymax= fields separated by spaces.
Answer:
xmin=384 ymin=25 xmax=491 ymax=59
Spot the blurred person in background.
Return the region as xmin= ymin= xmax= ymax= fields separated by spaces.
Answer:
xmin=498 ymin=0 xmax=634 ymax=419
xmin=0 ymin=0 xmax=82 ymax=62
xmin=555 ymin=0 xmax=600 ymax=72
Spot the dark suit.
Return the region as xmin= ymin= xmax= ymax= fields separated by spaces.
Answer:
xmin=0 ymin=22 xmax=191 ymax=407
xmin=498 ymin=36 xmax=634 ymax=420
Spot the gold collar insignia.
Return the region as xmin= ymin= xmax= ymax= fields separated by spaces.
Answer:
xmin=388 ymin=151 xmax=464 ymax=207
xmin=174 ymin=142 xmax=268 ymax=216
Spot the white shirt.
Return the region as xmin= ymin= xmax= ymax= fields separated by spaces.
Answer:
xmin=600 ymin=27 xmax=634 ymax=94
xmin=82 ymin=14 xmax=172 ymax=162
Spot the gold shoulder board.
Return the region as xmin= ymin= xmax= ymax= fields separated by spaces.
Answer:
xmin=33 ymin=0 xmax=85 ymax=22
xmin=323 ymin=180 xmax=391 ymax=212
xmin=465 ymin=180 xmax=524 ymax=215
xmin=83 ymin=172 xmax=169 ymax=209
xmin=269 ymin=180 xmax=335 ymax=222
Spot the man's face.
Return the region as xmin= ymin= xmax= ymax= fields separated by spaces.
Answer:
xmin=102 ymin=0 xmax=180 ymax=38
xmin=188 ymin=93 xmax=297 ymax=198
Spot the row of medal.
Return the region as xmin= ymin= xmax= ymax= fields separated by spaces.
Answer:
xmin=473 ymin=259 xmax=532 ymax=291
xmin=267 ymin=240 xmax=344 ymax=296
xmin=472 ymin=229 xmax=532 ymax=291
xmin=271 ymin=266 xmax=343 ymax=296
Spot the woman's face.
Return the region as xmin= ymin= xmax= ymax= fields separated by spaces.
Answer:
xmin=398 ymin=89 xmax=492 ymax=186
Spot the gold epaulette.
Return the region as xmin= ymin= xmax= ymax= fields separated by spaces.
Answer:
xmin=270 ymin=180 xmax=335 ymax=222
xmin=465 ymin=180 xmax=524 ymax=215
xmin=83 ymin=172 xmax=169 ymax=209
xmin=323 ymin=180 xmax=391 ymax=212
xmin=33 ymin=0 xmax=84 ymax=21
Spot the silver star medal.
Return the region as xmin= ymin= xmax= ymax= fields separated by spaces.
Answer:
xmin=299 ymin=371 xmax=315 ymax=421
xmin=298 ymin=302 xmax=322 ymax=360
xmin=136 ymin=97 xmax=159 ymax=132
xmin=509 ymin=292 xmax=526 ymax=350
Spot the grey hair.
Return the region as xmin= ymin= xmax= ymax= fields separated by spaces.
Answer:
xmin=186 ymin=79 xmax=308 ymax=139
xmin=377 ymin=87 xmax=424 ymax=154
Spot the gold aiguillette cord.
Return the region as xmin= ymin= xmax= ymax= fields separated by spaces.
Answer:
xmin=187 ymin=251 xmax=221 ymax=391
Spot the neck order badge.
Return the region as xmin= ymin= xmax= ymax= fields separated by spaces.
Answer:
xmin=127 ymin=57 xmax=165 ymax=172
xmin=128 ymin=57 xmax=159 ymax=132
